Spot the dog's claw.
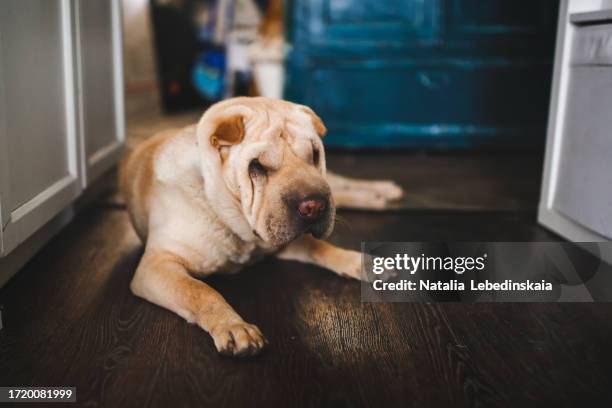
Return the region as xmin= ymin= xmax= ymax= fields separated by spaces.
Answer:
xmin=211 ymin=322 xmax=267 ymax=357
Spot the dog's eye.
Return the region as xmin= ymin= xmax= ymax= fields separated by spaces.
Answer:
xmin=312 ymin=148 xmax=320 ymax=166
xmin=248 ymin=159 xmax=267 ymax=177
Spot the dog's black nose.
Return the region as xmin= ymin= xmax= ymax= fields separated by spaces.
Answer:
xmin=297 ymin=196 xmax=327 ymax=222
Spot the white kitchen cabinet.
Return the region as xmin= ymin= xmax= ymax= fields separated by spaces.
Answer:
xmin=0 ymin=0 xmax=124 ymax=279
xmin=0 ymin=0 xmax=81 ymax=256
xmin=75 ymin=0 xmax=125 ymax=184
xmin=539 ymin=1 xmax=612 ymax=249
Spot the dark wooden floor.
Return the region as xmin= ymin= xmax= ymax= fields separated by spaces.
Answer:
xmin=326 ymin=151 xmax=544 ymax=211
xmin=1 ymin=151 xmax=611 ymax=407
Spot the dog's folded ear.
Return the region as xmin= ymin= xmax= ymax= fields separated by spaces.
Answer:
xmin=197 ymin=101 xmax=253 ymax=157
xmin=300 ymin=106 xmax=327 ymax=138
xmin=210 ymin=115 xmax=245 ymax=148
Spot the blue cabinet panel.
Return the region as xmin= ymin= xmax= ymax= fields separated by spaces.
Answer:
xmin=446 ymin=0 xmax=558 ymax=51
xmin=451 ymin=0 xmax=550 ymax=33
xmin=285 ymin=0 xmax=558 ymax=148
xmin=289 ymin=0 xmax=441 ymax=56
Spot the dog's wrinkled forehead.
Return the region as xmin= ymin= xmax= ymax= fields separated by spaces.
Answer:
xmin=242 ymin=104 xmax=321 ymax=153
xmin=198 ymin=97 xmax=326 ymax=172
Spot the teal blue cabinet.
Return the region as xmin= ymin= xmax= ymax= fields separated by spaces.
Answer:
xmin=285 ymin=0 xmax=559 ymax=148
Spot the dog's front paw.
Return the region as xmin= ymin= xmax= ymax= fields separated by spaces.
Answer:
xmin=369 ymin=180 xmax=404 ymax=202
xmin=338 ymin=179 xmax=405 ymax=210
xmin=333 ymin=249 xmax=366 ymax=281
xmin=210 ymin=321 xmax=267 ymax=357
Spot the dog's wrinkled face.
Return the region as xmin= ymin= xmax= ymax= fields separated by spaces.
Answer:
xmin=199 ymin=98 xmax=335 ymax=246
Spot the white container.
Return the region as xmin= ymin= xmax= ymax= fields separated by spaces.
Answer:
xmin=250 ymin=37 xmax=284 ymax=99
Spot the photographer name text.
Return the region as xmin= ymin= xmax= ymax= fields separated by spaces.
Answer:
xmin=372 ymin=279 xmax=553 ymax=292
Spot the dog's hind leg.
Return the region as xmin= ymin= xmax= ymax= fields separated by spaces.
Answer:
xmin=326 ymin=171 xmax=404 ymax=210
xmin=130 ymin=248 xmax=267 ymax=357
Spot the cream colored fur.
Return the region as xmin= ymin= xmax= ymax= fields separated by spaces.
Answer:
xmin=120 ymin=97 xmax=403 ymax=357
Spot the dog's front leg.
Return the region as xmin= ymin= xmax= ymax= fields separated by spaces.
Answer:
xmin=276 ymin=235 xmax=364 ymax=280
xmin=130 ymin=248 xmax=267 ymax=357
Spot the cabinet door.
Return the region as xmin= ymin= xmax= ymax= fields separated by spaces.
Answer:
xmin=0 ymin=0 xmax=81 ymax=256
xmin=541 ymin=7 xmax=612 ymax=241
xmin=75 ymin=0 xmax=125 ymax=185
xmin=286 ymin=0 xmax=558 ymax=148
xmin=290 ymin=0 xmax=440 ymax=56
xmin=445 ymin=0 xmax=558 ymax=51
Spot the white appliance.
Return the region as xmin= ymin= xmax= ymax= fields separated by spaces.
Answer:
xmin=539 ymin=0 xmax=612 ymax=252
